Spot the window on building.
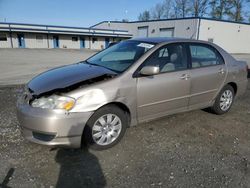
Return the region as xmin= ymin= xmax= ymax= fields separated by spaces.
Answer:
xmin=190 ymin=44 xmax=224 ymax=68
xmin=72 ymin=37 xmax=78 ymax=42
xmin=92 ymin=37 xmax=98 ymax=43
xmin=36 ymin=35 xmax=43 ymax=43
xmin=0 ymin=34 xmax=7 ymax=41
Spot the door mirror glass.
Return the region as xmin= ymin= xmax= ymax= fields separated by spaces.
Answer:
xmin=140 ymin=66 xmax=160 ymax=76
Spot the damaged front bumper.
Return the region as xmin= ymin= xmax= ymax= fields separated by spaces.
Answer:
xmin=17 ymin=103 xmax=93 ymax=148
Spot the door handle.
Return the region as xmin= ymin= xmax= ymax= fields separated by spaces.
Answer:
xmin=219 ymin=68 xmax=225 ymax=74
xmin=180 ymin=74 xmax=191 ymax=80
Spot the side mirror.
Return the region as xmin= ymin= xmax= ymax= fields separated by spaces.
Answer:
xmin=140 ymin=66 xmax=160 ymax=76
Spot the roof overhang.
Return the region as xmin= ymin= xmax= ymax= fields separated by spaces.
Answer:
xmin=0 ymin=23 xmax=132 ymax=38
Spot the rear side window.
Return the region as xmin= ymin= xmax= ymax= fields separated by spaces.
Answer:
xmin=142 ymin=43 xmax=188 ymax=73
xmin=190 ymin=44 xmax=224 ymax=68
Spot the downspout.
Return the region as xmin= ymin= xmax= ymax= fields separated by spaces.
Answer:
xmin=89 ymin=36 xmax=91 ymax=49
xmin=9 ymin=24 xmax=13 ymax=48
xmin=197 ymin=17 xmax=201 ymax=40
xmin=46 ymin=26 xmax=49 ymax=48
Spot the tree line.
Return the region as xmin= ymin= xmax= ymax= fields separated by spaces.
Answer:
xmin=138 ymin=0 xmax=250 ymax=22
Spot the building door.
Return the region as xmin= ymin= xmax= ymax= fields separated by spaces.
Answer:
xmin=138 ymin=26 xmax=148 ymax=37
xmin=80 ymin=37 xmax=85 ymax=48
xmin=105 ymin=38 xmax=110 ymax=48
xmin=17 ymin=34 xmax=25 ymax=48
xmin=53 ymin=36 xmax=59 ymax=48
xmin=159 ymin=28 xmax=174 ymax=37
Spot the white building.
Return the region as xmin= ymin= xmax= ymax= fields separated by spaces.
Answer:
xmin=1 ymin=17 xmax=250 ymax=53
xmin=91 ymin=17 xmax=250 ymax=54
xmin=0 ymin=22 xmax=132 ymax=50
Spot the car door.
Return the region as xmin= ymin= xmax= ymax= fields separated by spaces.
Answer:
xmin=188 ymin=43 xmax=227 ymax=109
xmin=136 ymin=43 xmax=191 ymax=122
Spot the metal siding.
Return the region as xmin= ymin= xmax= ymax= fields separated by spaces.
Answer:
xmin=58 ymin=35 xmax=80 ymax=49
xmin=90 ymin=37 xmax=106 ymax=50
xmin=199 ymin=19 xmax=250 ymax=53
xmin=93 ymin=19 xmax=199 ymax=39
xmin=24 ymin=33 xmax=48 ymax=48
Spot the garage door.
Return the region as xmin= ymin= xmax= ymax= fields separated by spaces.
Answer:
xmin=159 ymin=28 xmax=174 ymax=37
xmin=138 ymin=26 xmax=148 ymax=37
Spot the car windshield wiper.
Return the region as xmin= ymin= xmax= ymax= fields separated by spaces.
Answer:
xmin=84 ymin=60 xmax=120 ymax=74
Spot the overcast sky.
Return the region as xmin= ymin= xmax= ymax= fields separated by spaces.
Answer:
xmin=0 ymin=0 xmax=162 ymax=27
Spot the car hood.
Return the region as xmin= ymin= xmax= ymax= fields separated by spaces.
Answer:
xmin=28 ymin=63 xmax=117 ymax=96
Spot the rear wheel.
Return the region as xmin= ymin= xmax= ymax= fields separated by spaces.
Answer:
xmin=210 ymin=85 xmax=235 ymax=115
xmin=83 ymin=105 xmax=128 ymax=150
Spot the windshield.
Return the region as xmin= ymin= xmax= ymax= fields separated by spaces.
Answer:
xmin=86 ymin=40 xmax=155 ymax=73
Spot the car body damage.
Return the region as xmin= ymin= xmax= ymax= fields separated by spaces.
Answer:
xmin=28 ymin=62 xmax=117 ymax=97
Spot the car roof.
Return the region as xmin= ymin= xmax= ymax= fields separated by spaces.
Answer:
xmin=129 ymin=37 xmax=201 ymax=44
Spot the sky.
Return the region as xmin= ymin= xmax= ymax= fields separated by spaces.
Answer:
xmin=0 ymin=0 xmax=162 ymax=27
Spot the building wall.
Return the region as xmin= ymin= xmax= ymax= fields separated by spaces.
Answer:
xmin=10 ymin=33 xmax=49 ymax=48
xmin=199 ymin=19 xmax=250 ymax=53
xmin=89 ymin=37 xmax=105 ymax=50
xmin=92 ymin=22 xmax=132 ymax=32
xmin=0 ymin=32 xmax=12 ymax=48
xmin=92 ymin=19 xmax=199 ymax=39
xmin=2 ymin=33 xmax=114 ymax=50
xmin=25 ymin=33 xmax=48 ymax=48
xmin=58 ymin=35 xmax=80 ymax=49
xmin=131 ymin=19 xmax=199 ymax=39
xmin=0 ymin=22 xmax=131 ymax=49
xmin=11 ymin=33 xmax=19 ymax=48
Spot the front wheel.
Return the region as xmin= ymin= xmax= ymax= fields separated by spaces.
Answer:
xmin=83 ymin=105 xmax=128 ymax=150
xmin=210 ymin=85 xmax=235 ymax=115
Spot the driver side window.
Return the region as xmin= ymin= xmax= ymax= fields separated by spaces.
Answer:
xmin=142 ymin=43 xmax=188 ymax=73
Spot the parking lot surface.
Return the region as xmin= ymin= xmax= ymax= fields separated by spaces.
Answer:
xmin=0 ymin=79 xmax=249 ymax=187
xmin=0 ymin=49 xmax=96 ymax=85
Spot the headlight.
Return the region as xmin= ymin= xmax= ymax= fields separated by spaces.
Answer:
xmin=31 ymin=95 xmax=75 ymax=111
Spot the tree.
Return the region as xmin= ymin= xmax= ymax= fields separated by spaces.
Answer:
xmin=210 ymin=0 xmax=217 ymax=18
xmin=172 ymin=0 xmax=191 ymax=18
xmin=138 ymin=10 xmax=151 ymax=21
xmin=210 ymin=0 xmax=232 ymax=19
xmin=121 ymin=19 xmax=129 ymax=22
xmin=151 ymin=2 xmax=166 ymax=19
xmin=163 ymin=0 xmax=174 ymax=18
xmin=190 ymin=0 xmax=209 ymax=17
xmin=226 ymin=0 xmax=245 ymax=21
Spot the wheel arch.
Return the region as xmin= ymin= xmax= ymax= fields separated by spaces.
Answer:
xmin=101 ymin=102 xmax=131 ymax=126
xmin=226 ymin=82 xmax=237 ymax=95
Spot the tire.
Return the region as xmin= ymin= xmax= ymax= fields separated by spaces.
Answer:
xmin=83 ymin=105 xmax=128 ymax=150
xmin=210 ymin=85 xmax=235 ymax=115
